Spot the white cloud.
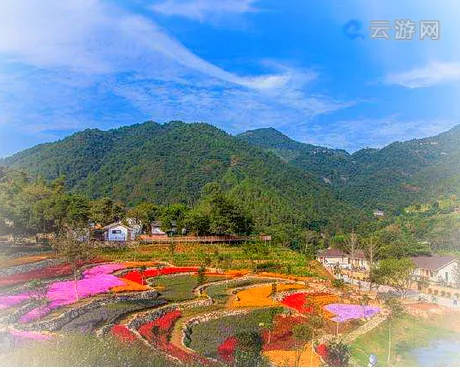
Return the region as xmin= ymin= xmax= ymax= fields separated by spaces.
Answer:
xmin=297 ymin=116 xmax=458 ymax=152
xmin=385 ymin=62 xmax=460 ymax=88
xmin=0 ymin=0 xmax=356 ymax=157
xmin=151 ymin=0 xmax=259 ymax=22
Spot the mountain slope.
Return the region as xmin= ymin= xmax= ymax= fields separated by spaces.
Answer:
xmin=237 ymin=128 xmax=351 ymax=184
xmin=237 ymin=125 xmax=460 ymax=213
xmin=0 ymin=121 xmax=360 ymax=234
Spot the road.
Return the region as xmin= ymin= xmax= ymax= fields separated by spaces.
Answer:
xmin=339 ymin=273 xmax=460 ymax=310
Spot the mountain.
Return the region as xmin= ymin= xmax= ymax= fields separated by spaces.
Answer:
xmin=2 ymin=120 xmax=459 ymax=232
xmin=236 ymin=128 xmax=351 ymax=183
xmin=237 ymin=125 xmax=460 ymax=213
xmin=0 ymin=121 xmax=360 ymax=235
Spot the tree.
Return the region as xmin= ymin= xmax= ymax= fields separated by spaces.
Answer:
xmin=362 ymin=236 xmax=381 ymax=267
xmin=344 ymin=231 xmax=359 ymax=280
xmin=196 ymin=266 xmax=207 ymax=286
xmin=384 ymin=297 xmax=403 ymax=365
xmin=292 ymin=324 xmax=313 ymax=366
xmin=233 ymin=331 xmax=266 ymax=367
xmin=372 ymin=258 xmax=416 ymax=298
xmin=323 ymin=339 xmax=351 ymax=367
xmin=51 ymin=228 xmax=95 ymax=301
xmin=186 ymin=183 xmax=253 ymax=236
xmin=126 ymin=202 xmax=159 ymax=233
xmin=28 ymin=280 xmax=49 ymax=322
xmin=89 ymin=197 xmax=124 ymax=225
xmin=453 ymin=264 xmax=460 ymax=289
xmin=159 ymin=203 xmax=189 ymax=234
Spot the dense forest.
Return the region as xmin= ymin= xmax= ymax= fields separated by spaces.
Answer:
xmin=1 ymin=120 xmax=459 ymax=254
xmin=238 ymin=125 xmax=460 ymax=213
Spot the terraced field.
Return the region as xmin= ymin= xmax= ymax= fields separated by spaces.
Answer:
xmin=0 ymin=246 xmax=381 ymax=366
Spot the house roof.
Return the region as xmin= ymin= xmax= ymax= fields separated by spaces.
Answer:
xmin=317 ymin=249 xmax=346 ymax=258
xmin=411 ymin=256 xmax=457 ymax=271
xmin=102 ymin=222 xmax=132 ymax=231
xmin=351 ymin=250 xmax=366 ymax=260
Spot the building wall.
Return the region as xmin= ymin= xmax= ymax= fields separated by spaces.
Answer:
xmin=415 ymin=261 xmax=459 ymax=285
xmin=434 ymin=261 xmax=458 ymax=285
xmin=105 ymin=225 xmax=128 ymax=241
xmin=318 ymin=256 xmax=348 ymax=266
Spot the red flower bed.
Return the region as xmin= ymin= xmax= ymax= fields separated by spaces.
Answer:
xmin=262 ymin=314 xmax=309 ymax=351
xmin=138 ymin=309 xmax=182 ymax=341
xmin=218 ymin=336 xmax=238 ymax=364
xmin=111 ymin=325 xmax=138 ymax=343
xmin=0 ymin=261 xmax=91 ymax=288
xmin=137 ymin=310 xmax=212 ymax=365
xmin=316 ymin=343 xmax=328 ymax=358
xmin=123 ymin=267 xmax=199 ymax=286
xmin=281 ymin=293 xmax=314 ymax=314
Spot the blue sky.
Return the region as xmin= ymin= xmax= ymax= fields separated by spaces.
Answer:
xmin=1 ymin=0 xmax=460 ymax=157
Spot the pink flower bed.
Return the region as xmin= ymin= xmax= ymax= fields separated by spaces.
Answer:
xmin=9 ymin=329 xmax=52 ymax=341
xmin=0 ymin=263 xmax=127 ymax=323
xmin=323 ymin=303 xmax=380 ymax=322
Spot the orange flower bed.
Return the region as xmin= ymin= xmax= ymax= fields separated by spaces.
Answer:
xmin=263 ymin=344 xmax=321 ymax=367
xmin=205 ymin=269 xmax=250 ymax=278
xmin=122 ymin=261 xmax=158 ymax=267
xmin=1 ymin=253 xmax=57 ymax=268
xmin=232 ymin=283 xmax=305 ymax=308
xmin=111 ymin=278 xmax=149 ymax=293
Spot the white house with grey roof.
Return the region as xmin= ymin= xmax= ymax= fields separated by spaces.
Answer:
xmin=412 ymin=255 xmax=459 ymax=286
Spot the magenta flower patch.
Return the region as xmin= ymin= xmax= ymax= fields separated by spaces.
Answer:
xmin=0 ymin=263 xmax=127 ymax=323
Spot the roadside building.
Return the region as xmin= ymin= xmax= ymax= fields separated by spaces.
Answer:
xmin=412 ymin=255 xmax=459 ymax=286
xmin=102 ymin=222 xmax=135 ymax=242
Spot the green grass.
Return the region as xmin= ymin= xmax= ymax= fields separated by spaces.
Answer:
xmin=188 ymin=307 xmax=283 ymax=360
xmin=0 ymin=333 xmax=176 ymax=367
xmin=153 ymin=275 xmax=223 ymax=302
xmin=97 ymin=242 xmax=320 ymax=278
xmin=351 ymin=313 xmax=460 ymax=367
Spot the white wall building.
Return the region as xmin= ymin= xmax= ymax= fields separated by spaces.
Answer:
xmin=412 ymin=256 xmax=459 ymax=286
xmin=103 ymin=223 xmax=135 ymax=242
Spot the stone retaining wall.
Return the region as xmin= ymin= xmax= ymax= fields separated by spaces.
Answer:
xmin=20 ymin=290 xmax=160 ymax=332
xmin=0 ymin=258 xmax=64 ymax=277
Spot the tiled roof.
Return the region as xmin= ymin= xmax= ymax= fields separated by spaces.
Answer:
xmin=411 ymin=256 xmax=457 ymax=271
xmin=317 ymin=249 xmax=346 ymax=258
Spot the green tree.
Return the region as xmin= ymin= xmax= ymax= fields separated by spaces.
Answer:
xmin=323 ymin=339 xmax=351 ymax=367
xmin=51 ymin=228 xmax=95 ymax=301
xmin=372 ymin=258 xmax=416 ymax=298
xmin=233 ymin=330 xmax=266 ymax=367
xmin=384 ymin=297 xmax=404 ymax=365
xmin=292 ymin=324 xmax=313 ymax=366
xmin=196 ymin=266 xmax=207 ymax=286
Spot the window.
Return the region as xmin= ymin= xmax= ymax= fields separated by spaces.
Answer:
xmin=112 ymin=229 xmax=122 ymax=234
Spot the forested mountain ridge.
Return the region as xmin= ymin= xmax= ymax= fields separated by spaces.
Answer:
xmin=238 ymin=125 xmax=460 ymax=213
xmin=0 ymin=121 xmax=361 ymax=236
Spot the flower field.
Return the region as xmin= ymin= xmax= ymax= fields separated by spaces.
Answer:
xmin=0 ymin=248 xmax=386 ymax=367
xmin=281 ymin=292 xmax=338 ymax=316
xmin=263 ymin=343 xmax=321 ymax=367
xmin=323 ymin=303 xmax=380 ymax=322
xmin=122 ymin=267 xmax=200 ymax=285
xmin=232 ymin=283 xmax=305 ymax=308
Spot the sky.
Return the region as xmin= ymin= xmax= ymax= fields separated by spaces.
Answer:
xmin=1 ymin=0 xmax=460 ymax=157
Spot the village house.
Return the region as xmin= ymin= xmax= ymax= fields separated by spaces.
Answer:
xmin=412 ymin=255 xmax=459 ymax=286
xmin=150 ymin=221 xmax=167 ymax=236
xmin=373 ymin=209 xmax=385 ymax=217
xmin=102 ymin=222 xmax=135 ymax=242
xmin=317 ymin=249 xmax=349 ymax=268
xmin=316 ymin=248 xmax=370 ymax=270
